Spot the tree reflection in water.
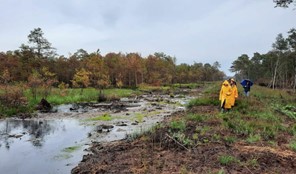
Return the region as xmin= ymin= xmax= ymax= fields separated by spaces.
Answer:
xmin=0 ymin=119 xmax=54 ymax=148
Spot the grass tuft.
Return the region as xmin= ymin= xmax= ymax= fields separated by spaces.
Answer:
xmin=218 ymin=155 xmax=237 ymax=165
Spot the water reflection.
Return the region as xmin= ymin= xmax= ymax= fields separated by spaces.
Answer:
xmin=0 ymin=118 xmax=92 ymax=174
xmin=0 ymin=119 xmax=54 ymax=148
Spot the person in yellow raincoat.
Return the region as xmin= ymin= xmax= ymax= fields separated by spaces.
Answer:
xmin=229 ymin=78 xmax=238 ymax=107
xmin=219 ymin=80 xmax=232 ymax=112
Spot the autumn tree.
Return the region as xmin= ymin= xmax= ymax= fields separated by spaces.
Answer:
xmin=72 ymin=68 xmax=91 ymax=95
xmin=0 ymin=52 xmax=22 ymax=82
xmin=28 ymin=70 xmax=43 ymax=100
xmin=40 ymin=67 xmax=57 ymax=98
xmin=54 ymin=55 xmax=81 ymax=85
xmin=154 ymin=52 xmax=176 ymax=85
xmin=15 ymin=44 xmax=36 ymax=81
xmin=175 ymin=63 xmax=191 ymax=83
xmin=83 ymin=52 xmax=110 ymax=90
xmin=126 ymin=53 xmax=143 ymax=87
xmin=145 ymin=55 xmax=161 ymax=85
xmin=0 ymin=69 xmax=12 ymax=95
xmin=104 ymin=52 xmax=125 ymax=87
xmin=190 ymin=63 xmax=203 ymax=82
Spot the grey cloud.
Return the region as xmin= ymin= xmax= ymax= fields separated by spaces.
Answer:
xmin=0 ymin=0 xmax=295 ymax=75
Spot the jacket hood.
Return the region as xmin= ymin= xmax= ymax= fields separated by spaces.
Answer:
xmin=222 ymin=80 xmax=230 ymax=86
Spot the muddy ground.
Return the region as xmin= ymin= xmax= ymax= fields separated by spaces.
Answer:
xmin=71 ymin=110 xmax=296 ymax=174
xmin=71 ymin=89 xmax=296 ymax=174
xmin=72 ymin=106 xmax=296 ymax=174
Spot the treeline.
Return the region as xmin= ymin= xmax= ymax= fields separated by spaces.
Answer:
xmin=0 ymin=28 xmax=225 ymax=89
xmin=231 ymin=28 xmax=296 ymax=90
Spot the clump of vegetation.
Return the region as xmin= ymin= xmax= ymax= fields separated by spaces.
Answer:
xmin=224 ymin=136 xmax=237 ymax=144
xmin=134 ymin=113 xmax=145 ymax=123
xmin=274 ymin=104 xmax=296 ymax=120
xmin=245 ymin=158 xmax=259 ymax=168
xmin=218 ymin=155 xmax=238 ymax=166
xmin=187 ymin=97 xmax=219 ymax=108
xmin=172 ymin=83 xmax=202 ymax=89
xmin=0 ymin=85 xmax=30 ymax=116
xmin=87 ymin=113 xmax=113 ymax=121
xmin=246 ymin=134 xmax=261 ymax=143
xmin=186 ymin=113 xmax=205 ymax=122
xmin=289 ymin=140 xmax=296 ymax=152
xmin=169 ymin=120 xmax=186 ymax=132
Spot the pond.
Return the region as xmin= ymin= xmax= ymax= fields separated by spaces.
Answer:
xmin=0 ymin=93 xmax=195 ymax=174
xmin=0 ymin=118 xmax=92 ymax=174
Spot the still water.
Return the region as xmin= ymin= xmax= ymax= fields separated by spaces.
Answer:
xmin=0 ymin=118 xmax=92 ymax=174
xmin=0 ymin=94 xmax=193 ymax=174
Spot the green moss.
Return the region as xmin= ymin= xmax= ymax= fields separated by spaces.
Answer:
xmin=62 ymin=145 xmax=81 ymax=153
xmin=135 ymin=113 xmax=145 ymax=123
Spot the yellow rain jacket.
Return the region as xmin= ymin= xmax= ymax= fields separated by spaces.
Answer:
xmin=230 ymin=84 xmax=238 ymax=106
xmin=219 ymin=80 xmax=232 ymax=109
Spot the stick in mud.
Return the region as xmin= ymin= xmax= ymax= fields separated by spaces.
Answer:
xmin=165 ymin=133 xmax=189 ymax=151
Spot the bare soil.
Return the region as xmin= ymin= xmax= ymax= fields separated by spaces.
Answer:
xmin=72 ymin=109 xmax=296 ymax=174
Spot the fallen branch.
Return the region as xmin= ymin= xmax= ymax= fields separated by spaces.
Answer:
xmin=165 ymin=133 xmax=190 ymax=151
xmin=244 ymin=165 xmax=254 ymax=174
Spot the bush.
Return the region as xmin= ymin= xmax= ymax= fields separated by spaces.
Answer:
xmin=0 ymin=85 xmax=29 ymax=116
xmin=0 ymin=86 xmax=27 ymax=107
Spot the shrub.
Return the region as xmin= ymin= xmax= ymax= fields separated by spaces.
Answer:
xmin=0 ymin=86 xmax=28 ymax=107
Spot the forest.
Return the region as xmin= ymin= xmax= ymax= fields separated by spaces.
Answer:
xmin=0 ymin=28 xmax=224 ymax=89
xmin=231 ymin=28 xmax=296 ymax=90
xmin=1 ymin=26 xmax=295 ymax=116
xmin=0 ymin=28 xmax=225 ymax=116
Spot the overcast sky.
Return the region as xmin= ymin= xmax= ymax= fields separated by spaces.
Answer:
xmin=0 ymin=0 xmax=295 ymax=75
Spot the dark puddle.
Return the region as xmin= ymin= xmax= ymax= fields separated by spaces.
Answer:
xmin=0 ymin=118 xmax=92 ymax=174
